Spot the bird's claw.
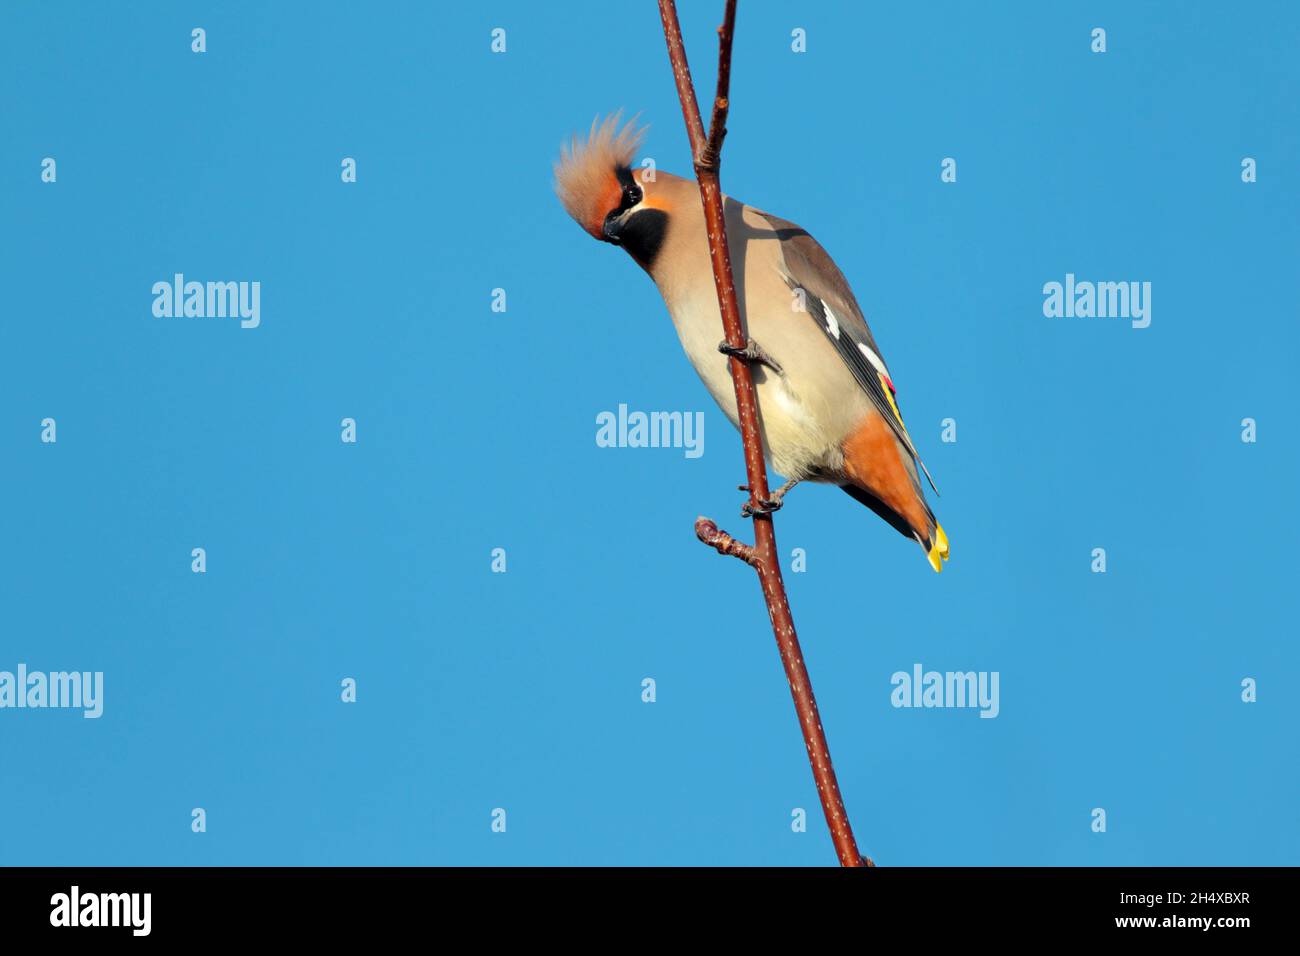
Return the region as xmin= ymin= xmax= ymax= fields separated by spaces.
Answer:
xmin=718 ymin=338 xmax=783 ymax=375
xmin=738 ymin=477 xmax=800 ymax=518
xmin=741 ymin=496 xmax=784 ymax=518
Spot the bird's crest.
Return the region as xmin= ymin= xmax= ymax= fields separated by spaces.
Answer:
xmin=554 ymin=112 xmax=646 ymax=239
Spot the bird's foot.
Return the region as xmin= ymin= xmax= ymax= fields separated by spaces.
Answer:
xmin=738 ymin=477 xmax=800 ymax=518
xmin=741 ymin=496 xmax=783 ymax=518
xmin=718 ymin=338 xmax=783 ymax=376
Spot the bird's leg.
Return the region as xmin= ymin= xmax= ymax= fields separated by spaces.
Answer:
xmin=739 ymin=476 xmax=801 ymax=518
xmin=718 ymin=337 xmax=783 ymax=376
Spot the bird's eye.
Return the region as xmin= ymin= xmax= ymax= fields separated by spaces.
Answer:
xmin=624 ymin=184 xmax=643 ymax=207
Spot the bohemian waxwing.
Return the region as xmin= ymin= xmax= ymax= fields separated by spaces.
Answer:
xmin=555 ymin=114 xmax=949 ymax=572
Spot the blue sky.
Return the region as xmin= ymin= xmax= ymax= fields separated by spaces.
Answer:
xmin=1 ymin=1 xmax=1296 ymax=866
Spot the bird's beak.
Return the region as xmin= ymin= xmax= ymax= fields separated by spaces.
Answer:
xmin=602 ymin=209 xmax=632 ymax=245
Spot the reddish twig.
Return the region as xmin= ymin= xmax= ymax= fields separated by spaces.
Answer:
xmin=694 ymin=517 xmax=758 ymax=566
xmin=658 ymin=0 xmax=870 ymax=868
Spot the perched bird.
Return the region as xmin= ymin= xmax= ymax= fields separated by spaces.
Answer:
xmin=555 ymin=114 xmax=949 ymax=572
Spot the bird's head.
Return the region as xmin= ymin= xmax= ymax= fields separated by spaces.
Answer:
xmin=554 ymin=113 xmax=671 ymax=269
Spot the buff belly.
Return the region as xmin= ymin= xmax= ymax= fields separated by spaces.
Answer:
xmin=662 ymin=292 xmax=868 ymax=482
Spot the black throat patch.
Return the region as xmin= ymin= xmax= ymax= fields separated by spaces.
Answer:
xmin=618 ymin=208 xmax=668 ymax=270
xmin=608 ymin=166 xmax=667 ymax=270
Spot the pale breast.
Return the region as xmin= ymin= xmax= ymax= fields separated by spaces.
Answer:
xmin=658 ymin=247 xmax=868 ymax=480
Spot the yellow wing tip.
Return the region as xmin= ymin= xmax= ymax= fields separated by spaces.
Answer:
xmin=926 ymin=524 xmax=950 ymax=573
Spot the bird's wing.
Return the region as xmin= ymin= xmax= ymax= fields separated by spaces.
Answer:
xmin=756 ymin=210 xmax=938 ymax=495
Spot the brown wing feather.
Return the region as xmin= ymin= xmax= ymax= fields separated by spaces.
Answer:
xmin=754 ymin=210 xmax=938 ymax=496
xmin=754 ymin=212 xmax=888 ymax=363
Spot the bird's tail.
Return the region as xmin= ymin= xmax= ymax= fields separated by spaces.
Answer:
xmin=839 ymin=483 xmax=950 ymax=573
xmin=921 ymin=522 xmax=950 ymax=573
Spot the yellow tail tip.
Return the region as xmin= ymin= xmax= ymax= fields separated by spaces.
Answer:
xmin=926 ymin=524 xmax=950 ymax=573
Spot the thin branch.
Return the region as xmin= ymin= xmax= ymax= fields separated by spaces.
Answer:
xmin=698 ymin=0 xmax=735 ymax=171
xmin=694 ymin=517 xmax=758 ymax=566
xmin=657 ymin=0 xmax=870 ymax=868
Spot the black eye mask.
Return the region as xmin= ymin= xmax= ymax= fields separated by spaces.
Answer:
xmin=603 ymin=166 xmax=644 ymax=239
xmin=602 ymin=166 xmax=665 ymax=267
